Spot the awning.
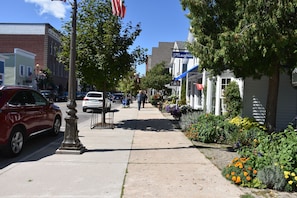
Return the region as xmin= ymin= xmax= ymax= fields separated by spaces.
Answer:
xmin=174 ymin=65 xmax=199 ymax=80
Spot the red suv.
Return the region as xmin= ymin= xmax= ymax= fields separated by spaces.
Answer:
xmin=0 ymin=85 xmax=62 ymax=157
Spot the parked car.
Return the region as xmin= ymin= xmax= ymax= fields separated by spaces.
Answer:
xmin=57 ymin=92 xmax=68 ymax=102
xmin=76 ymin=92 xmax=87 ymax=100
xmin=82 ymin=91 xmax=111 ymax=112
xmin=112 ymin=92 xmax=124 ymax=103
xmin=40 ymin=90 xmax=58 ymax=102
xmin=0 ymin=85 xmax=62 ymax=157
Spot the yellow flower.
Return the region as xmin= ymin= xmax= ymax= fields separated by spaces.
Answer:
xmin=232 ymin=157 xmax=239 ymax=163
xmin=231 ymin=171 xmax=236 ymax=176
xmin=244 ymin=171 xmax=249 ymax=177
xmin=295 ymin=176 xmax=297 ymax=181
xmin=226 ymin=174 xmax=230 ymax=178
xmin=284 ymin=171 xmax=290 ymax=176
xmin=288 ymin=180 xmax=293 ymax=185
xmin=291 ymin=172 xmax=296 ymax=177
xmin=246 ymin=176 xmax=251 ymax=181
xmin=285 ymin=175 xmax=289 ymax=179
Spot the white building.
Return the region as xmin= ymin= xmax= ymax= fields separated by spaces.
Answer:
xmin=170 ymin=31 xmax=296 ymax=130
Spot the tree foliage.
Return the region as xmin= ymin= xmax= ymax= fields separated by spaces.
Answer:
xmin=141 ymin=62 xmax=172 ymax=91
xmin=181 ymin=0 xmax=297 ymax=131
xmin=117 ymin=70 xmax=136 ymax=96
xmin=59 ymin=0 xmax=147 ymax=92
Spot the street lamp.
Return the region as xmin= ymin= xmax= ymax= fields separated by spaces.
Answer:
xmin=55 ymin=0 xmax=85 ymax=154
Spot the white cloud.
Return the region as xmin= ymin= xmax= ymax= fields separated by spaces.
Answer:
xmin=24 ymin=0 xmax=70 ymax=19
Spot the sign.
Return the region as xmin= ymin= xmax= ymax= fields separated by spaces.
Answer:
xmin=170 ymin=80 xmax=180 ymax=86
xmin=172 ymin=51 xmax=193 ymax=59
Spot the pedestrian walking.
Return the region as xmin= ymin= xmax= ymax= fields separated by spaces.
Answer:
xmin=136 ymin=90 xmax=143 ymax=110
xmin=142 ymin=93 xmax=147 ymax=108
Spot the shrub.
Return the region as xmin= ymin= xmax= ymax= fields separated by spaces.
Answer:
xmin=238 ymin=125 xmax=297 ymax=172
xmin=257 ymin=165 xmax=286 ymax=191
xmin=187 ymin=114 xmax=238 ymax=143
xmin=229 ymin=116 xmax=266 ymax=131
xmin=224 ymin=81 xmax=242 ymax=118
xmin=227 ymin=116 xmax=267 ymax=149
xmin=179 ymin=111 xmax=203 ymax=132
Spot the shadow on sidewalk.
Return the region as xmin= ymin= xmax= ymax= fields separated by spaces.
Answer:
xmin=115 ymin=118 xmax=177 ymax=132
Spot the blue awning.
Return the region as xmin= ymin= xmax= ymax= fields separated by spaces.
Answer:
xmin=174 ymin=65 xmax=199 ymax=80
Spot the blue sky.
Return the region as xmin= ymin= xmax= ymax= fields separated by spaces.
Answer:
xmin=0 ymin=0 xmax=190 ymax=75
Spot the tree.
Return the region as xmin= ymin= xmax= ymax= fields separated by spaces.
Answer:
xmin=141 ymin=61 xmax=172 ymax=91
xmin=59 ymin=0 xmax=146 ymax=123
xmin=181 ymin=0 xmax=297 ymax=132
xmin=118 ymin=70 xmax=136 ymax=100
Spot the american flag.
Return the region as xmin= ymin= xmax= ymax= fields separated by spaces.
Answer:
xmin=111 ymin=0 xmax=126 ymax=18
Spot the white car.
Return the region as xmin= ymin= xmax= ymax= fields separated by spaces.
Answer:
xmin=82 ymin=91 xmax=111 ymax=112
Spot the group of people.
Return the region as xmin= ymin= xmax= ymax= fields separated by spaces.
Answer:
xmin=136 ymin=90 xmax=148 ymax=110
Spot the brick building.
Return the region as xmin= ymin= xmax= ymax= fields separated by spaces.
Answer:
xmin=0 ymin=23 xmax=68 ymax=93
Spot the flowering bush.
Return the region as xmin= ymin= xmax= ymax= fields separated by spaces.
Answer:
xmin=165 ymin=104 xmax=181 ymax=119
xmin=284 ymin=171 xmax=297 ymax=192
xmin=179 ymin=105 xmax=193 ymax=114
xmin=226 ymin=125 xmax=297 ymax=192
xmin=222 ymin=157 xmax=264 ymax=188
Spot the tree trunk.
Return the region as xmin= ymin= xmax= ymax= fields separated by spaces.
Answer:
xmin=265 ymin=64 xmax=280 ymax=133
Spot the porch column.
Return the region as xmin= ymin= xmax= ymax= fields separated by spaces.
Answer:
xmin=215 ymin=76 xmax=221 ymax=115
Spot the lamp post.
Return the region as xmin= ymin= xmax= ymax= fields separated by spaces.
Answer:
xmin=56 ymin=0 xmax=85 ymax=154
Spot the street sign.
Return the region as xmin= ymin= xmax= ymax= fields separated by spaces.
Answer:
xmin=170 ymin=80 xmax=180 ymax=86
xmin=172 ymin=51 xmax=193 ymax=59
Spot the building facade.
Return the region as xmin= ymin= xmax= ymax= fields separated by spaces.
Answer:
xmin=0 ymin=23 xmax=68 ymax=93
xmin=2 ymin=48 xmax=36 ymax=88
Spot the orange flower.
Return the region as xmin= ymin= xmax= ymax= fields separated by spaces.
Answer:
xmin=232 ymin=176 xmax=237 ymax=182
xmin=235 ymin=162 xmax=243 ymax=169
xmin=246 ymin=176 xmax=251 ymax=181
xmin=247 ymin=166 xmax=252 ymax=171
xmin=235 ymin=176 xmax=241 ymax=184
xmin=253 ymin=170 xmax=257 ymax=174
xmin=231 ymin=171 xmax=236 ymax=176
xmin=232 ymin=157 xmax=239 ymax=163
xmin=243 ymin=171 xmax=249 ymax=176
xmin=226 ymin=174 xmax=230 ymax=178
xmin=240 ymin=158 xmax=248 ymax=163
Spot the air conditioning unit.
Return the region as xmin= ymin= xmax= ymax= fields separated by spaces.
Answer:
xmin=292 ymin=68 xmax=297 ymax=87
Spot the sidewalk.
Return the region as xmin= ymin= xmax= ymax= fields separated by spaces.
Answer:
xmin=0 ymin=101 xmax=244 ymax=198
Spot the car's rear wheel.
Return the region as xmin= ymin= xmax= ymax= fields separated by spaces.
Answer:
xmin=82 ymin=108 xmax=87 ymax=112
xmin=51 ymin=117 xmax=61 ymax=136
xmin=5 ymin=127 xmax=24 ymax=157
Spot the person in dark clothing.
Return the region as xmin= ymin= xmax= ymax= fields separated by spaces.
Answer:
xmin=142 ymin=93 xmax=147 ymax=108
xmin=136 ymin=90 xmax=143 ymax=110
